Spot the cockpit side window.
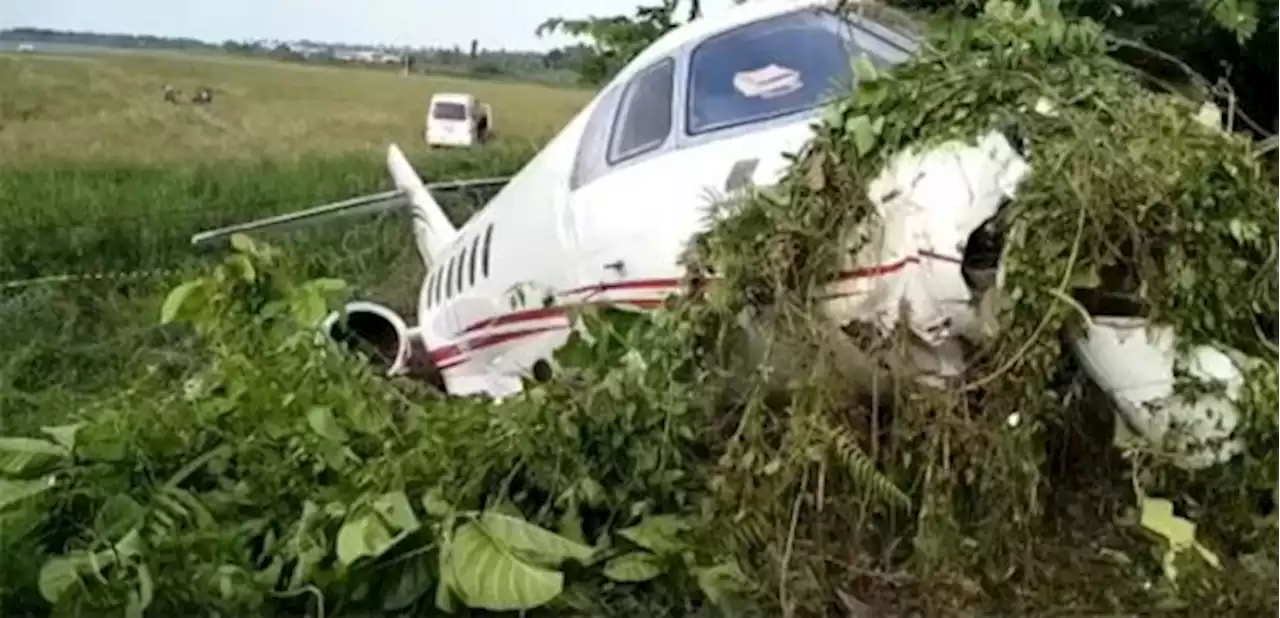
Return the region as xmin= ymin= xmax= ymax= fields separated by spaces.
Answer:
xmin=570 ymin=85 xmax=623 ymax=191
xmin=686 ymin=9 xmax=915 ymax=136
xmin=840 ymin=13 xmax=916 ymax=70
xmin=607 ymin=57 xmax=676 ymax=165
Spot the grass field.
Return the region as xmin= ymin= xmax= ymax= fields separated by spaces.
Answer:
xmin=0 ymin=51 xmax=590 ymax=165
xmin=0 ymin=50 xmax=589 ymax=436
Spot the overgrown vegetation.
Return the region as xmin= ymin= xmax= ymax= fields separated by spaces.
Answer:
xmin=1 ymin=2 xmax=1275 ymax=616
xmin=0 ymin=140 xmax=535 ymax=437
xmin=886 ymin=0 xmax=1277 ymax=135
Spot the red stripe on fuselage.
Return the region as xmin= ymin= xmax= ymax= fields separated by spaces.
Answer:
xmin=429 ymin=254 xmax=959 ymax=370
xmin=432 ymin=298 xmax=666 ymax=366
xmin=558 ymin=278 xmax=684 ymax=297
xmin=434 ymin=325 xmax=565 ymax=369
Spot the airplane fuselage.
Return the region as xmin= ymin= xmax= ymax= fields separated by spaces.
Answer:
xmin=408 ymin=1 xmax=924 ymax=396
xmin=308 ymin=0 xmax=1249 ymax=472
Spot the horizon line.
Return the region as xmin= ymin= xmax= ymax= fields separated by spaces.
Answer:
xmin=0 ymin=26 xmax=574 ymax=55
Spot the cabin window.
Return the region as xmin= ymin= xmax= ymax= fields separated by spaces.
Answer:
xmin=454 ymin=245 xmax=468 ymax=294
xmin=481 ymin=224 xmax=494 ymax=278
xmin=468 ymin=233 xmax=481 ymax=287
xmin=607 ymin=57 xmax=675 ymax=165
xmin=685 ymin=9 xmax=912 ymax=136
xmin=432 ymin=102 xmax=468 ymax=121
xmin=445 ymin=254 xmax=458 ymax=299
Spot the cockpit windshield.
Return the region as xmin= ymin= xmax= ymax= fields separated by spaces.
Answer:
xmin=686 ymin=9 xmax=915 ymax=136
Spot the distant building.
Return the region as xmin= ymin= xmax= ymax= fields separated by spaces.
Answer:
xmin=332 ymin=48 xmax=403 ymax=65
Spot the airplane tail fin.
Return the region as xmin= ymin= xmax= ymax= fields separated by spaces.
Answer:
xmin=387 ymin=144 xmax=456 ymax=266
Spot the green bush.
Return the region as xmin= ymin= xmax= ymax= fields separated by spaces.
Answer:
xmin=1 ymin=4 xmax=1275 ymax=616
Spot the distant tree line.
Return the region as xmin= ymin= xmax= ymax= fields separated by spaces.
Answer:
xmin=0 ymin=27 xmax=593 ymax=86
xmin=1 ymin=27 xmax=217 ymax=50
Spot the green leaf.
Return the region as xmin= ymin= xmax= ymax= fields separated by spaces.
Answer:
xmin=336 ymin=495 xmax=420 ymax=568
xmin=487 ymin=500 xmax=523 ymax=519
xmin=40 ymin=423 xmax=85 ymax=452
xmin=421 ymin=488 xmax=454 ymax=518
xmin=119 ymin=549 xmax=155 ymax=618
xmin=602 ymin=551 xmax=665 ymax=582
xmin=448 ymin=520 xmax=563 ymax=611
xmin=160 ymin=279 xmax=205 ymax=325
xmin=306 ymin=407 xmax=349 ymax=443
xmin=373 ymin=491 xmax=421 ymax=535
xmin=383 ymin=551 xmax=434 ymax=611
xmin=556 ymin=501 xmax=586 ymax=545
xmin=289 ymin=546 xmax=325 ymax=592
xmin=126 ymin=563 xmax=155 ymax=618
xmin=253 ymin=556 xmax=285 ymax=588
xmin=229 ymin=233 xmax=259 ymax=256
xmin=0 ymin=437 xmax=66 ymax=476
xmin=94 ymin=494 xmax=145 ymax=538
xmin=1067 ymin=265 xmax=1101 ymax=289
xmin=336 ymin=513 xmax=393 ymax=567
xmin=693 ymin=561 xmax=750 ymax=606
xmin=822 ymin=102 xmax=847 ymax=129
xmin=435 ymin=537 xmax=457 ymax=613
xmin=0 ymin=476 xmax=56 ymax=512
xmin=290 ymin=289 xmax=329 ymax=328
xmin=479 ymin=511 xmax=594 ymax=566
xmin=578 ymin=477 xmax=605 ymax=508
xmin=114 ymin=527 xmax=146 ymax=559
xmin=1139 ymin=496 xmax=1221 ymax=582
xmin=38 ymin=556 xmax=84 ymax=603
xmin=301 ymin=278 xmax=348 ymax=294
xmin=39 ymin=549 xmax=115 ymax=603
xmin=229 ymin=253 xmax=257 ymax=283
xmin=852 ymin=55 xmax=879 ymax=82
xmin=617 ymin=514 xmax=692 ymax=556
xmin=845 ymin=115 xmax=878 ymax=155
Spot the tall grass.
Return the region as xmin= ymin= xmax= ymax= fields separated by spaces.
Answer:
xmin=0 ymin=52 xmax=591 ymax=165
xmin=0 ymin=145 xmax=528 ymax=433
xmin=1 ymin=51 xmax=579 ymax=440
xmin=0 ymin=142 xmax=536 ymax=279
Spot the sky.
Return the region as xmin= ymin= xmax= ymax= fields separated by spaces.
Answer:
xmin=3 ymin=0 xmax=737 ymax=52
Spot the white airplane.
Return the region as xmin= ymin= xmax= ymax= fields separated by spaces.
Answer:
xmin=192 ymin=0 xmax=1251 ymax=470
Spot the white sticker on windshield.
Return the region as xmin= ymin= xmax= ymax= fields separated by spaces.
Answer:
xmin=733 ymin=64 xmax=803 ymax=99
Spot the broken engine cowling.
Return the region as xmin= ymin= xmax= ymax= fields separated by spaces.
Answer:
xmin=320 ymin=301 xmax=426 ymax=378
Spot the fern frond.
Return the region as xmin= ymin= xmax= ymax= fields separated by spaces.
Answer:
xmin=725 ymin=509 xmax=773 ymax=554
xmin=146 ymin=485 xmax=214 ymax=542
xmin=818 ymin=419 xmax=911 ymax=511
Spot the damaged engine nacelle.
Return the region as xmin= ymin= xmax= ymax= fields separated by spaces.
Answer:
xmin=320 ymin=301 xmax=429 ymax=379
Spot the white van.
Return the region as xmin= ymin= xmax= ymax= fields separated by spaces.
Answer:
xmin=424 ymin=92 xmax=492 ymax=148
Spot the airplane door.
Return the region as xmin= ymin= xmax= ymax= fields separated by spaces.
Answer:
xmin=562 ymin=56 xmax=700 ymax=300
xmin=566 ymin=156 xmax=701 ymax=299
